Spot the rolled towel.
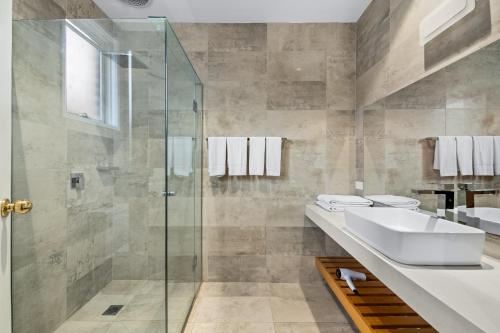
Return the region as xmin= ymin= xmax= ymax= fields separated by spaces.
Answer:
xmin=316 ymin=195 xmax=372 ymax=206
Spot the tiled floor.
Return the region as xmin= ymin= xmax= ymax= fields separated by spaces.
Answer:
xmin=185 ymin=282 xmax=357 ymax=333
xmin=54 ymin=280 xmax=168 ymax=333
xmin=53 ymin=280 xmax=356 ymax=333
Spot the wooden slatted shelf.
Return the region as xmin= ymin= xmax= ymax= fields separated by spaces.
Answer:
xmin=316 ymin=257 xmax=438 ymax=333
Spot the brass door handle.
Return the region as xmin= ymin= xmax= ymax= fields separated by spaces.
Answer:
xmin=1 ymin=199 xmax=33 ymax=217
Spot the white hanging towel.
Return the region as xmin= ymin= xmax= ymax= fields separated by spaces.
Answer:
xmin=167 ymin=137 xmax=173 ymax=176
xmin=208 ymin=137 xmax=227 ymax=177
xmin=265 ymin=137 xmax=282 ymax=176
xmin=456 ymin=136 xmax=473 ymax=176
xmin=494 ymin=137 xmax=500 ymax=175
xmin=473 ymin=136 xmax=494 ymax=176
xmin=249 ymin=137 xmax=265 ymax=176
xmin=227 ymin=137 xmax=248 ymax=176
xmin=173 ymin=137 xmax=193 ymax=177
xmin=433 ymin=136 xmax=457 ymax=177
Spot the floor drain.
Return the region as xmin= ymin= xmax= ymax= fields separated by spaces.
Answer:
xmin=102 ymin=305 xmax=124 ymax=316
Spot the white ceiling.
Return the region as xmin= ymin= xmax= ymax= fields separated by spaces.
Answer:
xmin=94 ymin=0 xmax=371 ymax=23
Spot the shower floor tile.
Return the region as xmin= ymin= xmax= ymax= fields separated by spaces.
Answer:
xmin=54 ymin=280 xmax=166 ymax=333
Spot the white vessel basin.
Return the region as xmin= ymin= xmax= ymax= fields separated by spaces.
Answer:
xmin=457 ymin=206 xmax=500 ymax=235
xmin=344 ymin=207 xmax=485 ymax=265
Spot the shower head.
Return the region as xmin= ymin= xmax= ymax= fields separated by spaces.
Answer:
xmin=120 ymin=0 xmax=152 ymax=8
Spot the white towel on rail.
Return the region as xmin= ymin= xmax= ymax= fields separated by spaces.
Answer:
xmin=265 ymin=137 xmax=282 ymax=176
xmin=173 ymin=136 xmax=193 ymax=177
xmin=494 ymin=137 xmax=500 ymax=175
xmin=473 ymin=136 xmax=494 ymax=176
xmin=249 ymin=137 xmax=265 ymax=176
xmin=227 ymin=137 xmax=248 ymax=176
xmin=167 ymin=137 xmax=173 ymax=176
xmin=208 ymin=137 xmax=227 ymax=177
xmin=456 ymin=136 xmax=473 ymax=176
xmin=433 ymin=136 xmax=457 ymax=177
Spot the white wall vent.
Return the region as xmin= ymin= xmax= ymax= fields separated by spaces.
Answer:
xmin=419 ymin=0 xmax=476 ymax=46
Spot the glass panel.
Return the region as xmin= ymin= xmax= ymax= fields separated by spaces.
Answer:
xmin=11 ymin=18 xmax=169 ymax=333
xmin=165 ymin=22 xmax=200 ymax=333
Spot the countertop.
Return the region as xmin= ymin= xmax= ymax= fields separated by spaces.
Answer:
xmin=306 ymin=204 xmax=500 ymax=333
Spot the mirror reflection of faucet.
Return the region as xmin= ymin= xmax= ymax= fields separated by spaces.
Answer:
xmin=455 ymin=184 xmax=500 ymax=235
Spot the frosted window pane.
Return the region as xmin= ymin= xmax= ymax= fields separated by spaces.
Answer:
xmin=65 ymin=25 xmax=101 ymax=121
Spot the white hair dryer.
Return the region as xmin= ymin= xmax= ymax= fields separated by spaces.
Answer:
xmin=336 ymin=268 xmax=366 ymax=294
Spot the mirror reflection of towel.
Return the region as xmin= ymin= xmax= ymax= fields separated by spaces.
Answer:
xmin=172 ymin=136 xmax=193 ymax=177
xmin=473 ymin=136 xmax=494 ymax=176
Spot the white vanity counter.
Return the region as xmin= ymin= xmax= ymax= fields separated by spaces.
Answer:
xmin=306 ymin=204 xmax=500 ymax=333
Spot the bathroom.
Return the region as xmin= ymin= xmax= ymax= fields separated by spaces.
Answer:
xmin=1 ymin=0 xmax=500 ymax=332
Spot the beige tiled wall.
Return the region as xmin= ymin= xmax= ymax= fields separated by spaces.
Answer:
xmin=172 ymin=23 xmax=355 ymax=282
xmin=13 ymin=0 xmax=106 ymax=19
xmin=357 ymin=0 xmax=500 ymax=108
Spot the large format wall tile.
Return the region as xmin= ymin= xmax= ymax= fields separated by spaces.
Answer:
xmin=175 ymin=23 xmax=356 ymax=284
xmin=267 ymin=81 xmax=326 ymax=110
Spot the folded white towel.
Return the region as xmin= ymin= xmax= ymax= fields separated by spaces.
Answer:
xmin=433 ymin=136 xmax=457 ymax=177
xmin=315 ymin=201 xmax=354 ymax=212
xmin=315 ymin=200 xmax=334 ymax=212
xmin=249 ymin=137 xmax=265 ymax=176
xmin=317 ymin=195 xmax=372 ymax=206
xmin=173 ymin=136 xmax=193 ymax=177
xmin=266 ymin=137 xmax=282 ymax=177
xmin=473 ymin=136 xmax=494 ymax=176
xmin=227 ymin=137 xmax=248 ymax=176
xmin=456 ymin=136 xmax=473 ymax=176
xmin=208 ymin=137 xmax=227 ymax=177
xmin=494 ymin=137 xmax=500 ymax=175
xmin=364 ymin=195 xmax=421 ymax=207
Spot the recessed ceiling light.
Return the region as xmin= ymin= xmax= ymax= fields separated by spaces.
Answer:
xmin=120 ymin=0 xmax=152 ymax=8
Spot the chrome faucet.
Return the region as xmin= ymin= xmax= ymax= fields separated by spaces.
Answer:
xmin=411 ymin=186 xmax=455 ymax=220
xmin=457 ymin=183 xmax=498 ymax=208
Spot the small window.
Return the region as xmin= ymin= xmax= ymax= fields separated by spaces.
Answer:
xmin=64 ymin=23 xmax=119 ymax=127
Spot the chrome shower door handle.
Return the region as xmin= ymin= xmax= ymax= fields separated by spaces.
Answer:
xmin=162 ymin=191 xmax=176 ymax=197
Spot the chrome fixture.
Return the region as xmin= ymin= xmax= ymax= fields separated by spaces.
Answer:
xmin=120 ymin=0 xmax=152 ymax=8
xmin=70 ymin=172 xmax=85 ymax=190
xmin=412 ymin=185 xmax=455 ymax=219
xmin=458 ymin=183 xmax=499 ymax=208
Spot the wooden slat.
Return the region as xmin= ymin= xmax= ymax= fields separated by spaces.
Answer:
xmin=338 ymin=280 xmax=386 ymax=288
xmin=365 ymin=316 xmax=431 ymax=328
xmin=315 ymin=257 xmax=436 ymax=333
xmin=373 ymin=328 xmax=438 ymax=333
xmin=357 ymin=305 xmax=417 ymax=316
xmin=349 ymin=296 xmax=406 ymax=306
xmin=342 ymin=287 xmax=395 ymax=296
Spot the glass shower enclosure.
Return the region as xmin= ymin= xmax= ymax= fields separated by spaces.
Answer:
xmin=11 ymin=18 xmax=202 ymax=333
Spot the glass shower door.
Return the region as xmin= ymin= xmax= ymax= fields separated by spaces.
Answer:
xmin=165 ymin=23 xmax=201 ymax=333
